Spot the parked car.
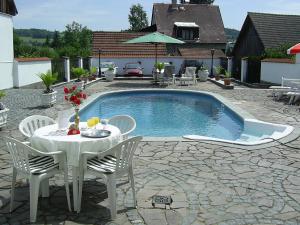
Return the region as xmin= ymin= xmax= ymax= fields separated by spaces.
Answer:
xmin=123 ymin=62 xmax=143 ymax=77
xmin=100 ymin=62 xmax=118 ymax=76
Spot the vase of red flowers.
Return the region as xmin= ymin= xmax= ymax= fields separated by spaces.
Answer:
xmin=64 ymin=85 xmax=87 ymax=134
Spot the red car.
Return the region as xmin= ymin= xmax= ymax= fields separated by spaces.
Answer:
xmin=123 ymin=63 xmax=143 ymax=77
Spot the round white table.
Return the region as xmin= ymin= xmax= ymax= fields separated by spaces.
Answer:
xmin=30 ymin=122 xmax=122 ymax=211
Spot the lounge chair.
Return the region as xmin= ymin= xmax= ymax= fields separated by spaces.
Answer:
xmin=179 ymin=67 xmax=197 ymax=85
xmin=158 ymin=65 xmax=176 ymax=86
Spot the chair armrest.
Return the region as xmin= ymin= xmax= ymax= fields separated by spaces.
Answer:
xmin=28 ymin=145 xmax=64 ymax=157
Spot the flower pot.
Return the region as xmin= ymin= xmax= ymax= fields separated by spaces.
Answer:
xmin=198 ymin=70 xmax=209 ymax=82
xmin=224 ymin=78 xmax=231 ymax=86
xmin=105 ymin=71 xmax=115 ymax=82
xmin=40 ymin=91 xmax=57 ymax=107
xmin=215 ymin=74 xmax=221 ymax=81
xmin=0 ymin=107 xmax=9 ymax=129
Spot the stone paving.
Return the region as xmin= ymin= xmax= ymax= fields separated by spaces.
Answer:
xmin=0 ymin=80 xmax=300 ymax=224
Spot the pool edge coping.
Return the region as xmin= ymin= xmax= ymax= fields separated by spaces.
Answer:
xmin=69 ymin=88 xmax=296 ymax=147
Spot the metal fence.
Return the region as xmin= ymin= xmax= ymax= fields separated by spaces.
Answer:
xmin=70 ymin=58 xmax=79 ymax=79
xmin=51 ymin=58 xmax=65 ymax=83
xmin=83 ymin=58 xmax=90 ymax=71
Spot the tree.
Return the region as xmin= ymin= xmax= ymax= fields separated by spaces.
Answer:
xmin=51 ymin=31 xmax=61 ymax=48
xmin=62 ymin=21 xmax=92 ymax=57
xmin=128 ymin=4 xmax=149 ymax=31
xmin=44 ymin=35 xmax=50 ymax=47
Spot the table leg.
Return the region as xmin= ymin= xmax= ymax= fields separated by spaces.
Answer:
xmin=72 ymin=166 xmax=78 ymax=212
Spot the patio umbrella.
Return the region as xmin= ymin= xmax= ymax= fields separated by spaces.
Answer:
xmin=287 ymin=43 xmax=300 ymax=54
xmin=124 ymin=32 xmax=184 ymax=70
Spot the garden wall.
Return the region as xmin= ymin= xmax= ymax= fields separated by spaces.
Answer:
xmin=0 ymin=13 xmax=14 ymax=90
xmin=91 ymin=57 xmax=221 ymax=76
xmin=13 ymin=58 xmax=52 ymax=88
xmin=261 ymin=56 xmax=300 ymax=85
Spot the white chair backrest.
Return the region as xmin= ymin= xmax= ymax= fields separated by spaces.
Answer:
xmin=184 ymin=67 xmax=197 ymax=77
xmin=19 ymin=115 xmax=55 ymax=138
xmin=108 ymin=115 xmax=136 ymax=139
xmin=4 ymin=137 xmax=32 ymax=174
xmin=108 ymin=136 xmax=142 ymax=175
xmin=164 ymin=65 xmax=175 ymax=77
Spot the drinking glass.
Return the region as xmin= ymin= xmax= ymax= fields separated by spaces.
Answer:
xmin=101 ymin=119 xmax=109 ymax=130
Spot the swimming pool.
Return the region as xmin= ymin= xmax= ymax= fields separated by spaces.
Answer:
xmin=77 ymin=90 xmax=294 ymax=145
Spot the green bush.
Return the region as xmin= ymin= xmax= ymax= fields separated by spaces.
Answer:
xmin=264 ymin=43 xmax=295 ymax=59
xmin=71 ymin=67 xmax=87 ymax=80
xmin=0 ymin=91 xmax=6 ymax=99
xmin=90 ymin=67 xmax=98 ymax=75
xmin=214 ymin=66 xmax=225 ymax=75
xmin=155 ymin=62 xmax=165 ymax=72
xmin=38 ymin=70 xmax=58 ymax=93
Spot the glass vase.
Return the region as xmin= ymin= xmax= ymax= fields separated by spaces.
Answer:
xmin=74 ymin=108 xmax=80 ymax=130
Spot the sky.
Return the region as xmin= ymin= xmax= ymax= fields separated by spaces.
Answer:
xmin=13 ymin=0 xmax=300 ymax=31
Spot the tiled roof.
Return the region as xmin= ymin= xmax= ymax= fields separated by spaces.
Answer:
xmin=92 ymin=32 xmax=168 ymax=58
xmin=15 ymin=57 xmax=51 ymax=62
xmin=152 ymin=3 xmax=226 ymax=44
xmin=0 ymin=0 xmax=18 ymax=16
xmin=249 ymin=12 xmax=300 ymax=49
xmin=178 ymin=48 xmax=225 ymax=58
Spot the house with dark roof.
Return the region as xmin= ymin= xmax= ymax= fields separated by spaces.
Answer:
xmin=150 ymin=1 xmax=226 ymax=49
xmin=231 ymin=12 xmax=300 ymax=81
xmin=0 ymin=0 xmax=18 ymax=90
xmin=91 ymin=0 xmax=227 ymax=75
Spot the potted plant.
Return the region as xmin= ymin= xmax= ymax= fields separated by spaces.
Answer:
xmin=224 ymin=70 xmax=232 ymax=86
xmin=89 ymin=67 xmax=98 ymax=81
xmin=0 ymin=91 xmax=9 ymax=129
xmin=71 ymin=67 xmax=86 ymax=89
xmin=104 ymin=65 xmax=115 ymax=82
xmin=155 ymin=62 xmax=165 ymax=74
xmin=198 ymin=65 xmax=209 ymax=82
xmin=214 ymin=66 xmax=224 ymax=81
xmin=38 ymin=70 xmax=58 ymax=107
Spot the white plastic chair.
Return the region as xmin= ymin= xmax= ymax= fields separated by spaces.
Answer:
xmin=19 ymin=115 xmax=56 ymax=138
xmin=179 ymin=67 xmax=197 ymax=85
xmin=77 ymin=136 xmax=143 ymax=217
xmin=4 ymin=137 xmax=71 ymax=223
xmin=108 ymin=115 xmax=136 ymax=140
xmin=159 ymin=65 xmax=176 ymax=86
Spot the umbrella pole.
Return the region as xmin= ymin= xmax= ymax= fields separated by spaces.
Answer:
xmin=155 ymin=43 xmax=158 ymax=82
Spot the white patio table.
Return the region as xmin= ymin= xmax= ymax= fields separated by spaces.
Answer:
xmin=30 ymin=122 xmax=122 ymax=211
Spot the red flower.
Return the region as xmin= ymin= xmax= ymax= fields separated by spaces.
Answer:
xmin=82 ymin=93 xmax=87 ymax=99
xmin=75 ymin=99 xmax=81 ymax=105
xmin=64 ymin=87 xmax=69 ymax=94
xmin=72 ymin=85 xmax=77 ymax=91
xmin=77 ymin=92 xmax=83 ymax=98
xmin=64 ymin=96 xmax=68 ymax=101
xmin=70 ymin=95 xmax=76 ymax=102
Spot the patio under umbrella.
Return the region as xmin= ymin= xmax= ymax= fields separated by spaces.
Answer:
xmin=124 ymin=32 xmax=184 ymax=70
xmin=287 ymin=43 xmax=300 ymax=54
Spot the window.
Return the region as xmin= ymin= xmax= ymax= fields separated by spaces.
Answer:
xmin=182 ymin=29 xmax=194 ymax=40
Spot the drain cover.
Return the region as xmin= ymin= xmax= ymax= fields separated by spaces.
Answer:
xmin=152 ymin=195 xmax=173 ymax=209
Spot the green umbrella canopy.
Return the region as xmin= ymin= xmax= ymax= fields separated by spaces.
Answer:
xmin=124 ymin=32 xmax=185 ymax=44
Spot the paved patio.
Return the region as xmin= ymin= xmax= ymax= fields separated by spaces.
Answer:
xmin=0 ymin=80 xmax=300 ymax=225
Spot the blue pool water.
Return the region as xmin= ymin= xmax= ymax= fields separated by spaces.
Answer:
xmin=78 ymin=91 xmax=244 ymax=140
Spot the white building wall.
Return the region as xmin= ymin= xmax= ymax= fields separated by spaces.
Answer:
xmin=13 ymin=60 xmax=52 ymax=88
xmin=261 ymin=61 xmax=300 ymax=85
xmin=0 ymin=13 xmax=14 ymax=90
xmin=92 ymin=57 xmax=221 ymax=75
